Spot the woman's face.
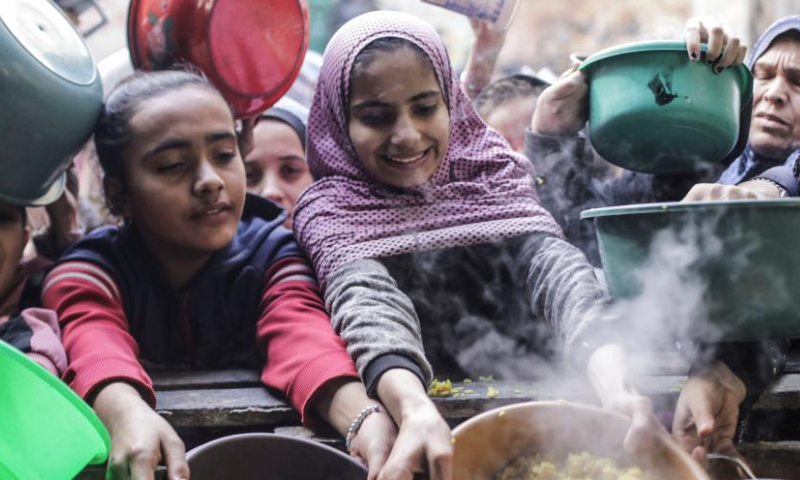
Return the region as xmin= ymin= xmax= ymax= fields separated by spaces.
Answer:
xmin=244 ymin=119 xmax=311 ymax=227
xmin=750 ymin=36 xmax=800 ymax=158
xmin=119 ymin=85 xmax=246 ymax=260
xmin=348 ymin=46 xmax=450 ymax=188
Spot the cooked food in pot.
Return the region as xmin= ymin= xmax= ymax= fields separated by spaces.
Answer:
xmin=494 ymin=452 xmax=650 ymax=480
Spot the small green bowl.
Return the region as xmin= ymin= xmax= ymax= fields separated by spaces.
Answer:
xmin=0 ymin=340 xmax=110 ymax=480
xmin=580 ymin=41 xmax=753 ymax=174
xmin=581 ymin=200 xmax=800 ymax=341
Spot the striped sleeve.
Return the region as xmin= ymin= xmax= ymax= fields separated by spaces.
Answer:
xmin=41 ymin=261 xmax=155 ymax=406
xmin=255 ymin=256 xmax=358 ymax=427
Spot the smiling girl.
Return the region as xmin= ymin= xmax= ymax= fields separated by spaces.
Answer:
xmin=40 ymin=71 xmax=400 ymax=480
xmin=293 ymin=12 xmax=668 ymax=478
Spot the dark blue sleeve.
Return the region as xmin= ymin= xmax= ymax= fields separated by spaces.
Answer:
xmin=753 ymin=165 xmax=800 ymax=197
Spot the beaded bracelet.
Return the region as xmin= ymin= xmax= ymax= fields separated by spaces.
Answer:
xmin=345 ymin=404 xmax=381 ymax=452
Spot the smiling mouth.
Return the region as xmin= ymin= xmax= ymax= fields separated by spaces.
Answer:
xmin=382 ymin=148 xmax=431 ymax=166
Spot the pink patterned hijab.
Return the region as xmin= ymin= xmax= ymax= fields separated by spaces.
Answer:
xmin=292 ymin=11 xmax=562 ymax=290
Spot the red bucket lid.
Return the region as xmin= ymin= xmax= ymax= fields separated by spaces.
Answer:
xmin=127 ymin=0 xmax=309 ymax=117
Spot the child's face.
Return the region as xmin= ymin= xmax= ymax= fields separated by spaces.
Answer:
xmin=0 ymin=203 xmax=28 ymax=300
xmin=120 ymin=85 xmax=246 ymax=258
xmin=348 ymin=46 xmax=450 ymax=188
xmin=484 ymin=95 xmax=538 ymax=153
xmin=245 ymin=119 xmax=311 ymax=228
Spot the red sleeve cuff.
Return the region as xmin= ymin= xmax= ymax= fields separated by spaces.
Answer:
xmin=68 ymin=357 xmax=156 ymax=407
xmin=282 ymin=349 xmax=358 ymax=427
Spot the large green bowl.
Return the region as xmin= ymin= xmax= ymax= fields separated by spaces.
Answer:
xmin=581 ymin=200 xmax=800 ymax=341
xmin=0 ymin=340 xmax=109 ymax=480
xmin=580 ymin=41 xmax=752 ymax=174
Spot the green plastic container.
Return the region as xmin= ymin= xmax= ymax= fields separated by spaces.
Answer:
xmin=580 ymin=41 xmax=753 ymax=174
xmin=0 ymin=340 xmax=109 ymax=480
xmin=581 ymin=200 xmax=800 ymax=341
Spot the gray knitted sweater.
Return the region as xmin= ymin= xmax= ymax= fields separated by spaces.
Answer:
xmin=325 ymin=233 xmax=615 ymax=394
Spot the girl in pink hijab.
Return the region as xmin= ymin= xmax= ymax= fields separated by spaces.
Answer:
xmin=294 ymin=11 xmax=662 ymax=479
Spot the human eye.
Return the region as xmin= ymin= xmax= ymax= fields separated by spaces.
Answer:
xmin=753 ymin=66 xmax=774 ymax=80
xmin=245 ymin=164 xmax=263 ymax=187
xmin=357 ymin=107 xmax=394 ymax=127
xmin=280 ymin=163 xmax=306 ymax=181
xmin=360 ymin=113 xmax=390 ymax=126
xmin=0 ymin=212 xmax=18 ymax=224
xmin=155 ymin=158 xmax=186 ymax=173
xmin=414 ymin=103 xmax=438 ymax=117
xmin=214 ymin=150 xmax=238 ymax=163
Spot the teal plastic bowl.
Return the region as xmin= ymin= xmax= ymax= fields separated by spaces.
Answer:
xmin=0 ymin=340 xmax=109 ymax=480
xmin=581 ymin=200 xmax=800 ymax=341
xmin=580 ymin=41 xmax=753 ymax=174
xmin=0 ymin=0 xmax=103 ymax=205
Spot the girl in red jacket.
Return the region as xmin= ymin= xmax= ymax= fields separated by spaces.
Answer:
xmin=42 ymin=70 xmax=400 ymax=480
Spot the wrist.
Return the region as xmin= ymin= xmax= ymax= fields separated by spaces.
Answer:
xmin=92 ymin=381 xmax=148 ymax=426
xmin=741 ymin=178 xmax=788 ymax=198
xmin=376 ymin=368 xmax=430 ymax=424
xmin=345 ymin=404 xmax=382 ymax=452
xmin=586 ymin=344 xmax=639 ymax=407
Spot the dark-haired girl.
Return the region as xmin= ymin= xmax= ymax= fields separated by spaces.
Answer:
xmin=294 ymin=11 xmax=672 ymax=479
xmin=42 ymin=71 xmax=401 ymax=480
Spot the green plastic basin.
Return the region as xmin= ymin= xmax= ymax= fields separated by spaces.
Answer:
xmin=581 ymin=200 xmax=800 ymax=341
xmin=580 ymin=41 xmax=753 ymax=174
xmin=0 ymin=340 xmax=109 ymax=480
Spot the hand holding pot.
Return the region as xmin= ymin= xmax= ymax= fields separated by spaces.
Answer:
xmin=530 ymin=64 xmax=589 ymax=136
xmin=683 ymin=16 xmax=747 ymax=72
xmin=682 ymin=181 xmax=784 ymax=201
xmin=672 ymin=361 xmax=746 ymax=463
xmin=93 ymin=382 xmax=188 ymax=480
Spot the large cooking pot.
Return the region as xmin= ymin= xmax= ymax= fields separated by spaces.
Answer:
xmin=127 ymin=0 xmax=310 ymax=118
xmin=452 ymin=401 xmax=708 ymax=480
xmin=0 ymin=0 xmax=103 ymax=206
xmin=581 ymin=199 xmax=800 ymax=341
xmin=580 ymin=41 xmax=752 ymax=174
xmin=186 ymin=433 xmax=367 ymax=480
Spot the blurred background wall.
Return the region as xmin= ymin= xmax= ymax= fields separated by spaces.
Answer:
xmin=63 ymin=0 xmax=800 ymax=80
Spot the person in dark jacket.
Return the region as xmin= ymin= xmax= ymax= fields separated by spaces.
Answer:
xmin=42 ymin=70 xmax=408 ymax=480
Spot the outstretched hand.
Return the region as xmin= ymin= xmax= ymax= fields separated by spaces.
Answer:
xmin=376 ymin=401 xmax=452 ymax=480
xmin=672 ymin=361 xmax=746 ymax=463
xmin=348 ymin=408 xmax=399 ymax=480
xmin=93 ymin=382 xmax=189 ymax=480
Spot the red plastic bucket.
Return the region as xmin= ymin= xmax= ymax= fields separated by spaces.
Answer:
xmin=127 ymin=0 xmax=309 ymax=117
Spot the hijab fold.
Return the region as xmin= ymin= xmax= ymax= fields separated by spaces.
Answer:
xmin=293 ymin=11 xmax=562 ymax=290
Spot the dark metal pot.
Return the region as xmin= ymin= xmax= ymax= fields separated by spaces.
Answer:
xmin=186 ymin=433 xmax=367 ymax=480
